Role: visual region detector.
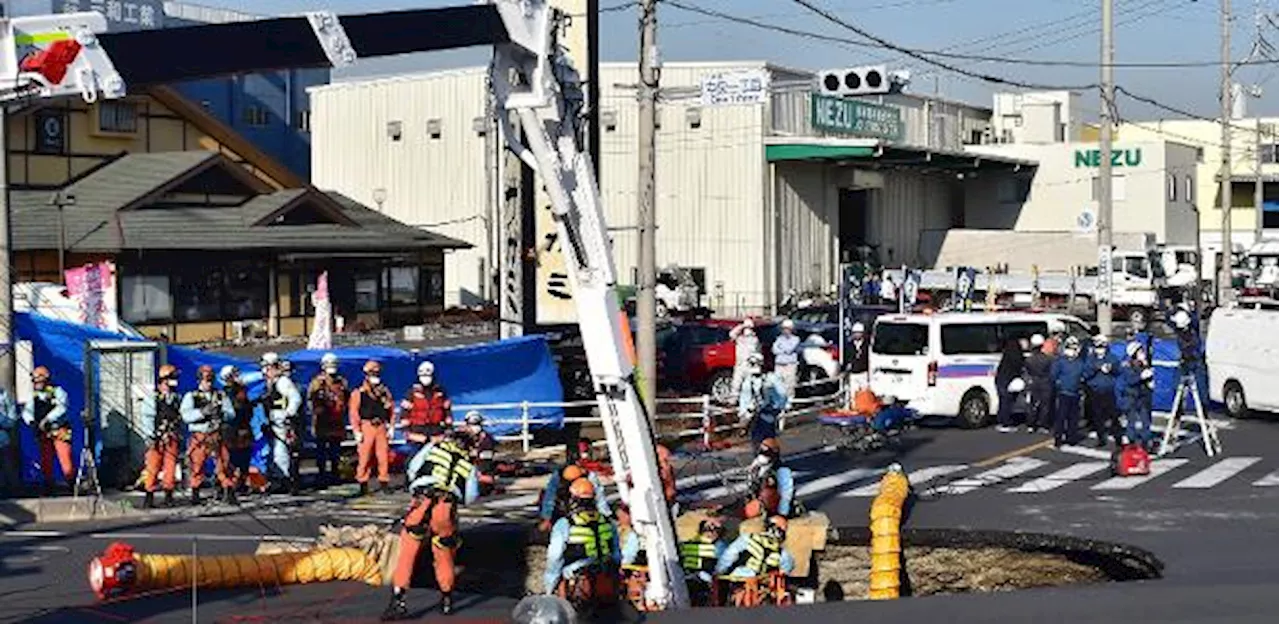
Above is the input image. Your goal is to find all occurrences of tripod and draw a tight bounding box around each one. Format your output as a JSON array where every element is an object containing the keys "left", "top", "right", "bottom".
[
  {"left": 72, "top": 421, "right": 104, "bottom": 518},
  {"left": 1158, "top": 373, "right": 1222, "bottom": 457}
]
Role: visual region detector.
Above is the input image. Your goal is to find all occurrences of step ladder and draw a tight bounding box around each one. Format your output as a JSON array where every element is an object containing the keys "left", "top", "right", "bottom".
[{"left": 1159, "top": 374, "right": 1222, "bottom": 457}]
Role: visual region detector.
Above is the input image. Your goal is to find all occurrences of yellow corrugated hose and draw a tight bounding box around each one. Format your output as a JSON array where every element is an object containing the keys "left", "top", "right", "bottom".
[
  {"left": 868, "top": 465, "right": 909, "bottom": 600},
  {"left": 131, "top": 548, "right": 383, "bottom": 591}
]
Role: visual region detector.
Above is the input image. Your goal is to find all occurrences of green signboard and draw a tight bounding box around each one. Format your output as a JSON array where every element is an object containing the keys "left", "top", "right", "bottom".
[
  {"left": 810, "top": 93, "right": 904, "bottom": 142},
  {"left": 1073, "top": 148, "right": 1143, "bottom": 168}
]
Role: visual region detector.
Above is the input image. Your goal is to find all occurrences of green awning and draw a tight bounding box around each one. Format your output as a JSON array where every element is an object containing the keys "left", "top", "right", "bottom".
[{"left": 765, "top": 144, "right": 876, "bottom": 162}]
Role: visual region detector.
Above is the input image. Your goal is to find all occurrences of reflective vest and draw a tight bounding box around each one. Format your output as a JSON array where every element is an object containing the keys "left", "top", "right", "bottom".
[
  {"left": 404, "top": 384, "right": 449, "bottom": 427},
  {"left": 564, "top": 512, "right": 615, "bottom": 564},
  {"left": 33, "top": 387, "right": 62, "bottom": 425},
  {"left": 154, "top": 391, "right": 182, "bottom": 437},
  {"left": 419, "top": 440, "right": 473, "bottom": 498},
  {"left": 358, "top": 385, "right": 392, "bottom": 422},
  {"left": 191, "top": 390, "right": 225, "bottom": 424},
  {"left": 737, "top": 534, "right": 782, "bottom": 575},
  {"left": 680, "top": 539, "right": 719, "bottom": 574}
]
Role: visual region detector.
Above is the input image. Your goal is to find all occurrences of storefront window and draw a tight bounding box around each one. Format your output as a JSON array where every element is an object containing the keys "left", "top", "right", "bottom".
[
  {"left": 291, "top": 270, "right": 317, "bottom": 317},
  {"left": 423, "top": 265, "right": 445, "bottom": 305},
  {"left": 171, "top": 269, "right": 224, "bottom": 322},
  {"left": 384, "top": 266, "right": 419, "bottom": 306},
  {"left": 355, "top": 270, "right": 380, "bottom": 312},
  {"left": 224, "top": 266, "right": 268, "bottom": 319},
  {"left": 121, "top": 274, "right": 171, "bottom": 323}
]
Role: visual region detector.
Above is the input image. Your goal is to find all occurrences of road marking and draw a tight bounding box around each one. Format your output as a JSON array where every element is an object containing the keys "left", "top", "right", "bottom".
[
  {"left": 794, "top": 467, "right": 884, "bottom": 499},
  {"left": 692, "top": 470, "right": 814, "bottom": 502},
  {"left": 1008, "top": 461, "right": 1111, "bottom": 493},
  {"left": 1091, "top": 459, "right": 1188, "bottom": 490},
  {"left": 973, "top": 439, "right": 1053, "bottom": 468},
  {"left": 841, "top": 464, "right": 969, "bottom": 497},
  {"left": 1055, "top": 445, "right": 1114, "bottom": 460},
  {"left": 1172, "top": 457, "right": 1262, "bottom": 489},
  {"left": 936, "top": 457, "right": 1048, "bottom": 495},
  {"left": 0, "top": 530, "right": 64, "bottom": 538},
  {"left": 1251, "top": 471, "right": 1278, "bottom": 487},
  {"left": 90, "top": 532, "right": 316, "bottom": 542}
]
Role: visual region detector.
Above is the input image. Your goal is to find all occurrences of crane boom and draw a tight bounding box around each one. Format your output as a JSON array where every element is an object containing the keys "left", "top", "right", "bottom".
[{"left": 0, "top": 0, "right": 688, "bottom": 610}]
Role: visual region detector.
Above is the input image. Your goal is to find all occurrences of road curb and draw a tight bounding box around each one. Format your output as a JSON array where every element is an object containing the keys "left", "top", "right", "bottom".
[{"left": 0, "top": 496, "right": 142, "bottom": 526}]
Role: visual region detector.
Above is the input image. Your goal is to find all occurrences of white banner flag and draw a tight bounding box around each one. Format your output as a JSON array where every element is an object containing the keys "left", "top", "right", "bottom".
[{"left": 307, "top": 271, "right": 332, "bottom": 350}]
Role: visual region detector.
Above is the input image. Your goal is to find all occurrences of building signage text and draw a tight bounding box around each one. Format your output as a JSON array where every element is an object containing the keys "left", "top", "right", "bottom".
[
  {"left": 810, "top": 93, "right": 904, "bottom": 142},
  {"left": 700, "top": 70, "right": 770, "bottom": 107},
  {"left": 1074, "top": 148, "right": 1143, "bottom": 168},
  {"left": 61, "top": 0, "right": 163, "bottom": 31}
]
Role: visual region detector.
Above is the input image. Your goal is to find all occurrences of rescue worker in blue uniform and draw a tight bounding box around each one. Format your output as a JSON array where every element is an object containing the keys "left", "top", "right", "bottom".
[
  {"left": 1050, "top": 336, "right": 1087, "bottom": 448},
  {"left": 543, "top": 478, "right": 621, "bottom": 607},
  {"left": 715, "top": 514, "right": 795, "bottom": 580},
  {"left": 537, "top": 460, "right": 610, "bottom": 533},
  {"left": 1119, "top": 342, "right": 1157, "bottom": 450},
  {"left": 680, "top": 517, "right": 728, "bottom": 606},
  {"left": 1083, "top": 335, "right": 1122, "bottom": 449},
  {"left": 738, "top": 353, "right": 788, "bottom": 449}
]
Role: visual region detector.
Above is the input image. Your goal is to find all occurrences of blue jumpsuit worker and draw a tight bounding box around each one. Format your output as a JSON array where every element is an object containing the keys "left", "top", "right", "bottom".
[
  {"left": 544, "top": 478, "right": 622, "bottom": 603},
  {"left": 0, "top": 386, "right": 20, "bottom": 496},
  {"left": 738, "top": 353, "right": 788, "bottom": 450},
  {"left": 22, "top": 366, "right": 73, "bottom": 495},
  {"left": 537, "top": 462, "right": 610, "bottom": 532},
  {"left": 1118, "top": 342, "right": 1156, "bottom": 448},
  {"left": 1023, "top": 334, "right": 1055, "bottom": 433},
  {"left": 259, "top": 352, "right": 302, "bottom": 494},
  {"left": 382, "top": 429, "right": 480, "bottom": 620},
  {"left": 744, "top": 438, "right": 795, "bottom": 520},
  {"left": 680, "top": 517, "right": 728, "bottom": 606},
  {"left": 715, "top": 514, "right": 795, "bottom": 580},
  {"left": 1083, "top": 335, "right": 1123, "bottom": 448},
  {"left": 1050, "top": 337, "right": 1087, "bottom": 448}
]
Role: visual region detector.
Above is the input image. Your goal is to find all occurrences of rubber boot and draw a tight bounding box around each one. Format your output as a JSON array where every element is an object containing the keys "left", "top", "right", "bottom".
[
  {"left": 359, "top": 482, "right": 369, "bottom": 497},
  {"left": 439, "top": 592, "right": 454, "bottom": 616},
  {"left": 143, "top": 491, "right": 155, "bottom": 509},
  {"left": 190, "top": 487, "right": 202, "bottom": 506},
  {"left": 288, "top": 478, "right": 300, "bottom": 497},
  {"left": 224, "top": 486, "right": 239, "bottom": 506},
  {"left": 380, "top": 590, "right": 409, "bottom": 621},
  {"left": 163, "top": 490, "right": 175, "bottom": 507}
]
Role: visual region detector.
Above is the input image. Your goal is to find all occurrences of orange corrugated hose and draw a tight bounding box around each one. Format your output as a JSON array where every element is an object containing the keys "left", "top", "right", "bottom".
[{"left": 868, "top": 465, "right": 909, "bottom": 600}]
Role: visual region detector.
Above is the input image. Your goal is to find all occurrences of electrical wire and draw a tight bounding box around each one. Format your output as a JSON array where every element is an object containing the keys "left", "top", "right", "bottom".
[{"left": 1116, "top": 85, "right": 1276, "bottom": 135}]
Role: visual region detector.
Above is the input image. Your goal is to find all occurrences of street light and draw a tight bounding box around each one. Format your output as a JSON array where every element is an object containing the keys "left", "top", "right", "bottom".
[{"left": 48, "top": 190, "right": 76, "bottom": 281}]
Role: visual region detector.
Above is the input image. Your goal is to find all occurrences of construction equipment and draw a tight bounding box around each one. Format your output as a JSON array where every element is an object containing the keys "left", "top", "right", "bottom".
[{"left": 0, "top": 0, "right": 685, "bottom": 610}]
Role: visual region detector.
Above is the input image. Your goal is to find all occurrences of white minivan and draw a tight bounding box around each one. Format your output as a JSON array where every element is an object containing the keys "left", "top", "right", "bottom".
[
  {"left": 1208, "top": 301, "right": 1279, "bottom": 418},
  {"left": 869, "top": 311, "right": 1092, "bottom": 428}
]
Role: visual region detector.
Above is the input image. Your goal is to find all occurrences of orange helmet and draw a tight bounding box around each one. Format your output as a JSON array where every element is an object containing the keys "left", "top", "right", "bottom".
[
  {"left": 568, "top": 477, "right": 595, "bottom": 499},
  {"left": 656, "top": 445, "right": 672, "bottom": 462},
  {"left": 759, "top": 438, "right": 781, "bottom": 456},
  {"left": 158, "top": 364, "right": 178, "bottom": 380},
  {"left": 561, "top": 464, "right": 585, "bottom": 483},
  {"left": 31, "top": 366, "right": 50, "bottom": 381},
  {"left": 362, "top": 360, "right": 382, "bottom": 375}
]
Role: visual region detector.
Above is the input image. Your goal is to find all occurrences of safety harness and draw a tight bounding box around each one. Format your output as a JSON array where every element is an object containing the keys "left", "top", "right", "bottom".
[
  {"left": 565, "top": 511, "right": 615, "bottom": 565},
  {"left": 405, "top": 440, "right": 473, "bottom": 548},
  {"left": 153, "top": 391, "right": 182, "bottom": 441}
]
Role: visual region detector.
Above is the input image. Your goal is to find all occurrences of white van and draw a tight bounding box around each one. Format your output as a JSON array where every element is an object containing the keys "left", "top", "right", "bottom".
[
  {"left": 1208, "top": 302, "right": 1279, "bottom": 418},
  {"left": 869, "top": 311, "right": 1091, "bottom": 428}
]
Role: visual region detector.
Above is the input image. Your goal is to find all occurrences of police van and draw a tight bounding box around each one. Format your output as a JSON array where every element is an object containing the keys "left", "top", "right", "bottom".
[{"left": 869, "top": 311, "right": 1092, "bottom": 428}]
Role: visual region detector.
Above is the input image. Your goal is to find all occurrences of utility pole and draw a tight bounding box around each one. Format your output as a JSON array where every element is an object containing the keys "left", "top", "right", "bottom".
[
  {"left": 0, "top": 106, "right": 12, "bottom": 395},
  {"left": 1218, "top": 0, "right": 1234, "bottom": 305},
  {"left": 1255, "top": 118, "right": 1264, "bottom": 245},
  {"left": 1097, "top": 0, "right": 1115, "bottom": 335},
  {"left": 636, "top": 0, "right": 659, "bottom": 419}
]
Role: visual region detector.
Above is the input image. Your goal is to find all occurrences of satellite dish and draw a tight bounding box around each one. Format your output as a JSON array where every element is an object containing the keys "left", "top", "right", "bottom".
[{"left": 511, "top": 595, "right": 577, "bottom": 624}]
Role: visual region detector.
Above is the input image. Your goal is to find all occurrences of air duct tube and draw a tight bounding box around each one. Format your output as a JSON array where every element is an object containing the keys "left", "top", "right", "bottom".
[
  {"left": 868, "top": 464, "right": 909, "bottom": 600},
  {"left": 89, "top": 541, "right": 383, "bottom": 600}
]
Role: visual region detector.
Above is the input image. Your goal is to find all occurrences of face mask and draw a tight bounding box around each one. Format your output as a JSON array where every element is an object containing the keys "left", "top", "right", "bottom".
[
  {"left": 419, "top": 375, "right": 432, "bottom": 386},
  {"left": 1094, "top": 347, "right": 1106, "bottom": 356},
  {"left": 1064, "top": 349, "right": 1080, "bottom": 359},
  {"left": 368, "top": 376, "right": 381, "bottom": 386},
  {"left": 167, "top": 379, "right": 179, "bottom": 388},
  {"left": 325, "top": 366, "right": 338, "bottom": 375}
]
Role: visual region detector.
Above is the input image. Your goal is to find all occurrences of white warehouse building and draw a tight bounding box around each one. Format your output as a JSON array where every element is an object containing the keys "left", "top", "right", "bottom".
[{"left": 309, "top": 62, "right": 1198, "bottom": 318}]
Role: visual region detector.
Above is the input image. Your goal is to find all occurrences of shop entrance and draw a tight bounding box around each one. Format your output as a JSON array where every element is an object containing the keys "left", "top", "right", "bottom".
[{"left": 839, "top": 188, "right": 872, "bottom": 265}]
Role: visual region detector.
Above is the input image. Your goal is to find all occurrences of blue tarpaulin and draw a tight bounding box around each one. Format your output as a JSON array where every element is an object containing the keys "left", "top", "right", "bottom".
[{"left": 1108, "top": 337, "right": 1213, "bottom": 414}]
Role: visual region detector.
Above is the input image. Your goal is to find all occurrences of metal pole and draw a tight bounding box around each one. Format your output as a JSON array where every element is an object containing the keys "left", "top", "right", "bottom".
[
  {"left": 1097, "top": 0, "right": 1115, "bottom": 335},
  {"left": 0, "top": 106, "right": 12, "bottom": 395},
  {"left": 57, "top": 203, "right": 65, "bottom": 281},
  {"left": 1218, "top": 0, "right": 1234, "bottom": 305},
  {"left": 636, "top": 0, "right": 659, "bottom": 419},
  {"left": 1256, "top": 117, "right": 1265, "bottom": 244}
]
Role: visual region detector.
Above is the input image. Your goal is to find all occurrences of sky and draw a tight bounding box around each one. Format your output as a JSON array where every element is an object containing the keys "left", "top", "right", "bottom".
[{"left": 204, "top": 0, "right": 1277, "bottom": 120}]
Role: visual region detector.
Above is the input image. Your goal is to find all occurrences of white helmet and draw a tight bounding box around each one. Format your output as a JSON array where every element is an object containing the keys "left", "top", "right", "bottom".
[
  {"left": 1065, "top": 336, "right": 1081, "bottom": 349},
  {"left": 1125, "top": 342, "right": 1144, "bottom": 359},
  {"left": 1092, "top": 334, "right": 1109, "bottom": 347},
  {"left": 1048, "top": 320, "right": 1066, "bottom": 335},
  {"left": 417, "top": 361, "right": 435, "bottom": 377},
  {"left": 1030, "top": 334, "right": 1045, "bottom": 348},
  {"left": 805, "top": 334, "right": 828, "bottom": 347},
  {"left": 1007, "top": 378, "right": 1026, "bottom": 393},
  {"left": 881, "top": 395, "right": 899, "bottom": 405},
  {"left": 260, "top": 352, "right": 280, "bottom": 367},
  {"left": 320, "top": 352, "right": 339, "bottom": 367},
  {"left": 218, "top": 365, "right": 239, "bottom": 382},
  {"left": 464, "top": 410, "right": 484, "bottom": 426},
  {"left": 1171, "top": 309, "right": 1191, "bottom": 330},
  {"left": 781, "top": 319, "right": 795, "bottom": 330},
  {"left": 851, "top": 322, "right": 866, "bottom": 334}
]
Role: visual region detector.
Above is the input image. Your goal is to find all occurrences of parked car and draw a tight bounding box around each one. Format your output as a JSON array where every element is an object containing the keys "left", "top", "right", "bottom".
[
  {"left": 1208, "top": 301, "right": 1279, "bottom": 419},
  {"left": 785, "top": 303, "right": 896, "bottom": 328}
]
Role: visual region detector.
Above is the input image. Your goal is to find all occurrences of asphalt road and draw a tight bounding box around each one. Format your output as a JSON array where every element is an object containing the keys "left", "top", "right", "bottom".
[{"left": 1, "top": 412, "right": 1275, "bottom": 623}]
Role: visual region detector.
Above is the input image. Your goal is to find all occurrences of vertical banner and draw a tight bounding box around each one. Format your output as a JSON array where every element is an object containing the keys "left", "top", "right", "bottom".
[
  {"left": 63, "top": 261, "right": 119, "bottom": 332},
  {"left": 953, "top": 266, "right": 976, "bottom": 312},
  {"left": 1097, "top": 245, "right": 1114, "bottom": 304},
  {"left": 307, "top": 271, "right": 332, "bottom": 350},
  {"left": 899, "top": 267, "right": 919, "bottom": 313},
  {"left": 838, "top": 264, "right": 864, "bottom": 366}
]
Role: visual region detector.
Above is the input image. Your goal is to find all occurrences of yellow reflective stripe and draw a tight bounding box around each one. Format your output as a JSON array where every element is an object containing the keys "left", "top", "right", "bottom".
[
  {"left": 426, "top": 442, "right": 473, "bottom": 493},
  {"left": 745, "top": 535, "right": 780, "bottom": 573},
  {"left": 680, "top": 541, "right": 718, "bottom": 570},
  {"left": 567, "top": 519, "right": 614, "bottom": 560},
  {"left": 15, "top": 32, "right": 71, "bottom": 46}
]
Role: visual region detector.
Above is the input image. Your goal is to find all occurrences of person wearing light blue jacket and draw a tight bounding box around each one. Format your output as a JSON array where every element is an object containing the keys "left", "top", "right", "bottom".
[
  {"left": 0, "top": 387, "right": 19, "bottom": 495},
  {"left": 771, "top": 320, "right": 802, "bottom": 403},
  {"left": 181, "top": 365, "right": 236, "bottom": 505},
  {"left": 715, "top": 515, "right": 795, "bottom": 580},
  {"left": 738, "top": 353, "right": 789, "bottom": 449},
  {"left": 258, "top": 353, "right": 302, "bottom": 494},
  {"left": 543, "top": 477, "right": 621, "bottom": 599},
  {"left": 537, "top": 460, "right": 610, "bottom": 532},
  {"left": 23, "top": 367, "right": 73, "bottom": 494}
]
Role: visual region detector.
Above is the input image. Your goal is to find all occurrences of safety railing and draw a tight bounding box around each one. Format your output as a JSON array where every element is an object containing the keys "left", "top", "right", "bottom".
[{"left": 438, "top": 375, "right": 849, "bottom": 453}]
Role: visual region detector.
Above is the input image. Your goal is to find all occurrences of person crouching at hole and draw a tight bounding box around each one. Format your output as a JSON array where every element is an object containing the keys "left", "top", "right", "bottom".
[
  {"left": 350, "top": 360, "right": 395, "bottom": 497},
  {"left": 680, "top": 517, "right": 728, "bottom": 606},
  {"left": 382, "top": 428, "right": 479, "bottom": 620},
  {"left": 543, "top": 478, "right": 621, "bottom": 609},
  {"left": 742, "top": 438, "right": 796, "bottom": 520}
]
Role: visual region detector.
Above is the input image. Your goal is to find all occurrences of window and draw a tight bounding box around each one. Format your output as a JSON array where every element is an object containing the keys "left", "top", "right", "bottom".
[
  {"left": 1066, "top": 321, "right": 1092, "bottom": 344},
  {"left": 426, "top": 119, "right": 442, "bottom": 140},
  {"left": 171, "top": 269, "right": 224, "bottom": 322},
  {"left": 296, "top": 110, "right": 311, "bottom": 132},
  {"left": 941, "top": 323, "right": 1001, "bottom": 355},
  {"left": 387, "top": 121, "right": 403, "bottom": 142},
  {"left": 223, "top": 266, "right": 268, "bottom": 319},
  {"left": 1185, "top": 176, "right": 1195, "bottom": 203},
  {"left": 871, "top": 322, "right": 929, "bottom": 356},
  {"left": 423, "top": 265, "right": 445, "bottom": 305},
  {"left": 1121, "top": 256, "right": 1150, "bottom": 278},
  {"left": 1260, "top": 143, "right": 1279, "bottom": 165},
  {"left": 355, "top": 270, "right": 380, "bottom": 312},
  {"left": 1091, "top": 175, "right": 1127, "bottom": 201},
  {"left": 968, "top": 129, "right": 984, "bottom": 145},
  {"left": 689, "top": 326, "right": 729, "bottom": 346},
  {"left": 383, "top": 266, "right": 419, "bottom": 306},
  {"left": 1167, "top": 173, "right": 1177, "bottom": 202},
  {"left": 241, "top": 105, "right": 270, "bottom": 127},
  {"left": 97, "top": 101, "right": 138, "bottom": 134},
  {"left": 121, "top": 274, "right": 171, "bottom": 323},
  {"left": 290, "top": 269, "right": 317, "bottom": 317},
  {"left": 999, "top": 321, "right": 1048, "bottom": 343}
]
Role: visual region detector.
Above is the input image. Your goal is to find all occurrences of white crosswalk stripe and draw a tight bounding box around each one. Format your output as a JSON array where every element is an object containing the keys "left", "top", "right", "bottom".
[
  {"left": 1092, "top": 459, "right": 1188, "bottom": 490},
  {"left": 1008, "top": 461, "right": 1111, "bottom": 493},
  {"left": 1172, "top": 457, "right": 1262, "bottom": 489},
  {"left": 933, "top": 458, "right": 1049, "bottom": 496},
  {"left": 1252, "top": 471, "right": 1278, "bottom": 487},
  {"left": 840, "top": 464, "right": 969, "bottom": 497},
  {"left": 794, "top": 467, "right": 884, "bottom": 499}
]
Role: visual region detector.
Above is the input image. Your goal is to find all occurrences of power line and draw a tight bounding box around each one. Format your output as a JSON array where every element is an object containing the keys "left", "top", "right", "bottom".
[{"left": 1115, "top": 85, "right": 1274, "bottom": 135}]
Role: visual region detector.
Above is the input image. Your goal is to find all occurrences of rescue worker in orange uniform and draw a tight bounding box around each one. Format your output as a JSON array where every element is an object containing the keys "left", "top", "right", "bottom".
[
  {"left": 743, "top": 438, "right": 796, "bottom": 520},
  {"left": 308, "top": 353, "right": 349, "bottom": 486},
  {"left": 537, "top": 461, "right": 611, "bottom": 532},
  {"left": 140, "top": 364, "right": 182, "bottom": 507},
  {"left": 381, "top": 428, "right": 480, "bottom": 620},
  {"left": 399, "top": 361, "right": 451, "bottom": 458},
  {"left": 349, "top": 360, "right": 395, "bottom": 496},
  {"left": 544, "top": 478, "right": 621, "bottom": 607},
  {"left": 218, "top": 365, "right": 255, "bottom": 497},
  {"left": 22, "top": 366, "right": 73, "bottom": 496},
  {"left": 181, "top": 365, "right": 235, "bottom": 506}
]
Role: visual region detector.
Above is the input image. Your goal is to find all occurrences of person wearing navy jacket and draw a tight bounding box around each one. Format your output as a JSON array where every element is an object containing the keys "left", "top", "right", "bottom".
[
  {"left": 1050, "top": 336, "right": 1087, "bottom": 448},
  {"left": 1083, "top": 335, "right": 1122, "bottom": 449},
  {"left": 1118, "top": 342, "right": 1156, "bottom": 450}
]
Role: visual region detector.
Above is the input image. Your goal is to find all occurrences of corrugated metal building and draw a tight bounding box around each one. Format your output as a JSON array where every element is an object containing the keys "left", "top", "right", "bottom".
[{"left": 310, "top": 62, "right": 1030, "bottom": 314}]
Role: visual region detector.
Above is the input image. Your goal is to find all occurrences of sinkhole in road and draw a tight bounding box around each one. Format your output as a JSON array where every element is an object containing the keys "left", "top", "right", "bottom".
[{"left": 408, "top": 525, "right": 1164, "bottom": 604}]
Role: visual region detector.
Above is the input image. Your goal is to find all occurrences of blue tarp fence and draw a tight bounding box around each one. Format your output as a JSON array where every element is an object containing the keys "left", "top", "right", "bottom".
[
  {"left": 1107, "top": 337, "right": 1213, "bottom": 413},
  {"left": 12, "top": 311, "right": 564, "bottom": 484}
]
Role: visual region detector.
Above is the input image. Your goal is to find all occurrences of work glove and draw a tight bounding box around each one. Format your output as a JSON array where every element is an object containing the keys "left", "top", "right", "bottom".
[
  {"left": 354, "top": 431, "right": 364, "bottom": 444},
  {"left": 399, "top": 399, "right": 413, "bottom": 411},
  {"left": 1101, "top": 363, "right": 1112, "bottom": 374}
]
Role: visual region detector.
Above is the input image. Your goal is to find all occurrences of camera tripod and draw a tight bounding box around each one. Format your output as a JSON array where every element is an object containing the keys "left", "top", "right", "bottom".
[
  {"left": 71, "top": 422, "right": 104, "bottom": 518},
  {"left": 1158, "top": 373, "right": 1222, "bottom": 457}
]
